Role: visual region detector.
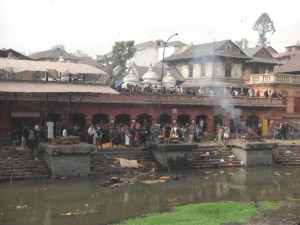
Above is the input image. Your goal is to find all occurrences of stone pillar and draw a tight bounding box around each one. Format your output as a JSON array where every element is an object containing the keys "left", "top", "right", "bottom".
[
  {"left": 207, "top": 116, "right": 213, "bottom": 134},
  {"left": 286, "top": 96, "right": 294, "bottom": 113},
  {"left": 86, "top": 115, "right": 93, "bottom": 126}
]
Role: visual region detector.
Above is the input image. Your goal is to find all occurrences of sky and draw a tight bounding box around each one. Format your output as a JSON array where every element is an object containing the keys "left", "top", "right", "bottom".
[{"left": 1, "top": 0, "right": 300, "bottom": 58}]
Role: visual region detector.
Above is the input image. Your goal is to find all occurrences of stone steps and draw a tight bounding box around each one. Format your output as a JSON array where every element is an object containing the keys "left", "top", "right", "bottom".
[
  {"left": 273, "top": 145, "right": 300, "bottom": 165},
  {"left": 90, "top": 147, "right": 157, "bottom": 174},
  {"left": 191, "top": 145, "right": 243, "bottom": 169},
  {"left": 0, "top": 151, "right": 50, "bottom": 181}
]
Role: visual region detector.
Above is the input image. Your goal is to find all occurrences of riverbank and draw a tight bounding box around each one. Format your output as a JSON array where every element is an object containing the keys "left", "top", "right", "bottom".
[
  {"left": 115, "top": 201, "right": 300, "bottom": 225},
  {"left": 1, "top": 138, "right": 300, "bottom": 181}
]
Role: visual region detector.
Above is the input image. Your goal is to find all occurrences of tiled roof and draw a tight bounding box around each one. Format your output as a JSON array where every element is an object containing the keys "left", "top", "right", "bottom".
[
  {"left": 273, "top": 51, "right": 300, "bottom": 59},
  {"left": 243, "top": 46, "right": 262, "bottom": 57},
  {"left": 0, "top": 58, "right": 107, "bottom": 75},
  {"left": 0, "top": 48, "right": 32, "bottom": 60},
  {"left": 29, "top": 48, "right": 80, "bottom": 62},
  {"left": 0, "top": 80, "right": 118, "bottom": 94},
  {"left": 275, "top": 53, "right": 300, "bottom": 74},
  {"left": 164, "top": 40, "right": 250, "bottom": 61},
  {"left": 134, "top": 40, "right": 157, "bottom": 49},
  {"left": 245, "top": 57, "right": 280, "bottom": 64}
]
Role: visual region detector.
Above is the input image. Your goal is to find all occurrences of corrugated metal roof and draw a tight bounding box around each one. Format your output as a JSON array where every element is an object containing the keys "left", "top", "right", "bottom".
[
  {"left": 0, "top": 80, "right": 119, "bottom": 94},
  {"left": 0, "top": 58, "right": 107, "bottom": 74}
]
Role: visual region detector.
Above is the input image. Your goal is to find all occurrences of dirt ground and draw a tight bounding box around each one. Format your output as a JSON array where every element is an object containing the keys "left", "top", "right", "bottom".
[{"left": 247, "top": 201, "right": 300, "bottom": 225}]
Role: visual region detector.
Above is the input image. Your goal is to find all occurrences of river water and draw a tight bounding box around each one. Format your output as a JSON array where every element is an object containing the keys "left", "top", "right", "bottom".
[{"left": 0, "top": 166, "right": 299, "bottom": 225}]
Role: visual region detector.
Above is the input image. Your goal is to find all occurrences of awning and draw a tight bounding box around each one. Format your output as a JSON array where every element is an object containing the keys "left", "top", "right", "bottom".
[
  {"left": 0, "top": 58, "right": 107, "bottom": 75},
  {"left": 0, "top": 80, "right": 119, "bottom": 94}
]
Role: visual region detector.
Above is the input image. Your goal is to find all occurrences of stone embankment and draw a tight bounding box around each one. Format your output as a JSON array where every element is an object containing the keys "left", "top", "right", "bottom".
[{"left": 1, "top": 140, "right": 300, "bottom": 181}]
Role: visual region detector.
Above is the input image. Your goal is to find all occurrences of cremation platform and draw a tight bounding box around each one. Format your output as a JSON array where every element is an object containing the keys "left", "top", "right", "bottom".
[{"left": 41, "top": 142, "right": 96, "bottom": 178}]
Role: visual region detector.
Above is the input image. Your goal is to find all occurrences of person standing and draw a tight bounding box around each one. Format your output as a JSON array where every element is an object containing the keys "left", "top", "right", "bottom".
[
  {"left": 21, "top": 125, "right": 29, "bottom": 149},
  {"left": 28, "top": 127, "right": 36, "bottom": 153},
  {"left": 11, "top": 128, "right": 19, "bottom": 154},
  {"left": 87, "top": 125, "right": 96, "bottom": 144},
  {"left": 96, "top": 125, "right": 103, "bottom": 149},
  {"left": 47, "top": 120, "right": 54, "bottom": 142},
  {"left": 188, "top": 124, "right": 195, "bottom": 143},
  {"left": 217, "top": 127, "right": 223, "bottom": 144}
]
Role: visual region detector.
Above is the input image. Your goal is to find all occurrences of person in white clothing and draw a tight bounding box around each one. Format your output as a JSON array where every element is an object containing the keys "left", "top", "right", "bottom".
[{"left": 47, "top": 120, "right": 54, "bottom": 141}]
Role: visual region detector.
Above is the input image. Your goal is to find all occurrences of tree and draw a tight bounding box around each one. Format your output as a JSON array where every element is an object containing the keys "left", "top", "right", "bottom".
[
  {"left": 104, "top": 41, "right": 135, "bottom": 86},
  {"left": 252, "top": 13, "right": 276, "bottom": 46}
]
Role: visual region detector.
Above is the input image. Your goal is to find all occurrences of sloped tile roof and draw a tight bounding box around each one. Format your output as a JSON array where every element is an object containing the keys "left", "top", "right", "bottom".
[
  {"left": 0, "top": 80, "right": 118, "bottom": 94},
  {"left": 245, "top": 57, "right": 280, "bottom": 64},
  {"left": 275, "top": 53, "right": 300, "bottom": 74},
  {"left": 29, "top": 48, "right": 80, "bottom": 62},
  {"left": 165, "top": 40, "right": 250, "bottom": 61},
  {"left": 243, "top": 46, "right": 262, "bottom": 57},
  {"left": 0, "top": 48, "right": 32, "bottom": 60},
  {"left": 0, "top": 58, "right": 107, "bottom": 75}
]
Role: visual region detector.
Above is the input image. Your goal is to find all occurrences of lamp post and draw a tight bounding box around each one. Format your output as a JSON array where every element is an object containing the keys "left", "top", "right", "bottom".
[{"left": 158, "top": 33, "right": 178, "bottom": 124}]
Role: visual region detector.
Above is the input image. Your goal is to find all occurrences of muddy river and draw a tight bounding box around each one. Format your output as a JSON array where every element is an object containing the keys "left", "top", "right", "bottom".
[{"left": 0, "top": 166, "right": 299, "bottom": 225}]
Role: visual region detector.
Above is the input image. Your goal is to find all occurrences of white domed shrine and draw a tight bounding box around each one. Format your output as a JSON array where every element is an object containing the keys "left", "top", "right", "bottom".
[{"left": 162, "top": 71, "right": 176, "bottom": 87}]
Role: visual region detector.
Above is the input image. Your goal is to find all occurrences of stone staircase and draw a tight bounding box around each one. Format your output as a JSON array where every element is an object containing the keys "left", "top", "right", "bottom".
[
  {"left": 273, "top": 144, "right": 300, "bottom": 165},
  {"left": 90, "top": 146, "right": 157, "bottom": 174},
  {"left": 0, "top": 148, "right": 50, "bottom": 181},
  {"left": 191, "top": 144, "right": 243, "bottom": 169}
]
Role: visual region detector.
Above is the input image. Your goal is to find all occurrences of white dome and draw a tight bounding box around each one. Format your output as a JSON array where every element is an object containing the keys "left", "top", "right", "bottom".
[
  {"left": 162, "top": 71, "right": 176, "bottom": 87},
  {"left": 142, "top": 64, "right": 159, "bottom": 83},
  {"left": 123, "top": 68, "right": 139, "bottom": 85}
]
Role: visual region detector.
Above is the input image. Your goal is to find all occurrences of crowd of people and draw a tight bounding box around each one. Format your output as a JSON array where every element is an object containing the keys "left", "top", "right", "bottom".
[
  {"left": 273, "top": 122, "right": 299, "bottom": 140},
  {"left": 114, "top": 83, "right": 282, "bottom": 99},
  {"left": 12, "top": 118, "right": 299, "bottom": 154}
]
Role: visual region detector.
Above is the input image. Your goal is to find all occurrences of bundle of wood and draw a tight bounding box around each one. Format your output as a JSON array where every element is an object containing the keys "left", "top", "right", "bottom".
[{"left": 51, "top": 136, "right": 80, "bottom": 145}]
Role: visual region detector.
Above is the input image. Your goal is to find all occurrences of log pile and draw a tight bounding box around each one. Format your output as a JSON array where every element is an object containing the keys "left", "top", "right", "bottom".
[{"left": 51, "top": 136, "right": 80, "bottom": 145}]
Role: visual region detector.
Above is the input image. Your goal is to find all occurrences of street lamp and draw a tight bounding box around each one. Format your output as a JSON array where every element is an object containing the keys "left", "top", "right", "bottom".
[{"left": 158, "top": 33, "right": 178, "bottom": 124}]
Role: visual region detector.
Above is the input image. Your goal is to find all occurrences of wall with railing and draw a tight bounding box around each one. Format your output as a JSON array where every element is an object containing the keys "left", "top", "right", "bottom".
[{"left": 250, "top": 73, "right": 300, "bottom": 84}]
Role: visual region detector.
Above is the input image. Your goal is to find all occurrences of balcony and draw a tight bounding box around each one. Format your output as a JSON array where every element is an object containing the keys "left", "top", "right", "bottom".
[
  {"left": 0, "top": 90, "right": 284, "bottom": 108},
  {"left": 249, "top": 73, "right": 300, "bottom": 84}
]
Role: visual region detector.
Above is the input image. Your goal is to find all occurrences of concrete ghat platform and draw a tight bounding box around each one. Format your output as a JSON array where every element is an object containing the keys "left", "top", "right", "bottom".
[
  {"left": 149, "top": 142, "right": 198, "bottom": 169},
  {"left": 228, "top": 140, "right": 278, "bottom": 166},
  {"left": 41, "top": 143, "right": 96, "bottom": 178}
]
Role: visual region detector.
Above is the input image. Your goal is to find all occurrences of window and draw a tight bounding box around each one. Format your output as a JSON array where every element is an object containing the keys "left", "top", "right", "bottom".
[
  {"left": 188, "top": 64, "right": 193, "bottom": 78},
  {"left": 201, "top": 63, "right": 206, "bottom": 77},
  {"left": 225, "top": 63, "right": 231, "bottom": 77},
  {"left": 226, "top": 44, "right": 231, "bottom": 52}
]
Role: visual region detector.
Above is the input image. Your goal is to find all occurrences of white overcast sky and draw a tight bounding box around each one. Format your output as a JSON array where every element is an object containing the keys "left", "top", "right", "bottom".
[{"left": 1, "top": 0, "right": 300, "bottom": 57}]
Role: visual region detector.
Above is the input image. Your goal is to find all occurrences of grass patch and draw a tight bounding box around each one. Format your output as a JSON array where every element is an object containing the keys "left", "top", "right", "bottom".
[{"left": 117, "top": 201, "right": 283, "bottom": 225}]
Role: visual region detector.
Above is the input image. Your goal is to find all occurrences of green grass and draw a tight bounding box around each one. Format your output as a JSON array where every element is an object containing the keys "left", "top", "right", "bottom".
[{"left": 116, "top": 201, "right": 283, "bottom": 225}]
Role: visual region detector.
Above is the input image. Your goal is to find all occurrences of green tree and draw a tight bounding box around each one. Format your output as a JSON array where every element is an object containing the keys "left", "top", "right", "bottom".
[
  {"left": 104, "top": 41, "right": 135, "bottom": 86},
  {"left": 252, "top": 12, "right": 276, "bottom": 45}
]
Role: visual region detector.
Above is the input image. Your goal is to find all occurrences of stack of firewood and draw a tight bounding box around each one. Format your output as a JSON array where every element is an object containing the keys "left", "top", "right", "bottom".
[{"left": 51, "top": 136, "right": 80, "bottom": 145}]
